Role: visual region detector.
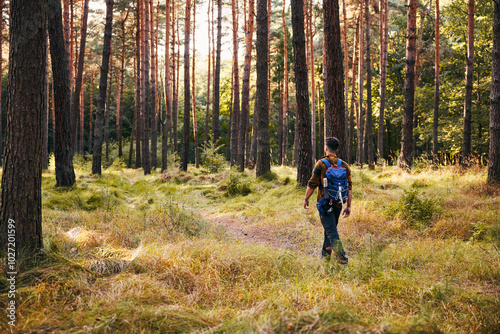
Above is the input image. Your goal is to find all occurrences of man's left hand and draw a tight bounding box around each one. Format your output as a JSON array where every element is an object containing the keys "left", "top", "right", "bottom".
[
  {"left": 342, "top": 206, "right": 351, "bottom": 218},
  {"left": 303, "top": 199, "right": 309, "bottom": 209}
]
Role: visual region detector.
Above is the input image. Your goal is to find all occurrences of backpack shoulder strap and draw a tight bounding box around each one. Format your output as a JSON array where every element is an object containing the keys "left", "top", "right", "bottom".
[
  {"left": 321, "top": 158, "right": 331, "bottom": 169},
  {"left": 337, "top": 158, "right": 342, "bottom": 168}
]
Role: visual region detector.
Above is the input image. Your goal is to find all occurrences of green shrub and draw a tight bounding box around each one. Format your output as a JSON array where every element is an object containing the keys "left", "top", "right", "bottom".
[
  {"left": 226, "top": 173, "right": 252, "bottom": 197},
  {"left": 385, "top": 189, "right": 438, "bottom": 227},
  {"left": 201, "top": 141, "right": 226, "bottom": 174},
  {"left": 258, "top": 170, "right": 279, "bottom": 182},
  {"left": 151, "top": 201, "right": 209, "bottom": 237}
]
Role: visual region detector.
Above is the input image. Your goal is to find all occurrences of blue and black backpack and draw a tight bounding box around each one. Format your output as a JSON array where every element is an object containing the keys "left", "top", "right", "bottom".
[{"left": 316, "top": 158, "right": 349, "bottom": 215}]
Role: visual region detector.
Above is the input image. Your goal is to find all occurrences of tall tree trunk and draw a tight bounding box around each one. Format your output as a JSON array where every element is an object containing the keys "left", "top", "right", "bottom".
[
  {"left": 433, "top": 0, "right": 439, "bottom": 163},
  {"left": 309, "top": 0, "right": 316, "bottom": 164},
  {"left": 357, "top": 0, "right": 364, "bottom": 167},
  {"left": 48, "top": 0, "right": 76, "bottom": 187},
  {"left": 413, "top": 3, "right": 427, "bottom": 159},
  {"left": 238, "top": 0, "right": 255, "bottom": 171},
  {"left": 0, "top": 0, "right": 3, "bottom": 168},
  {"left": 212, "top": 0, "right": 222, "bottom": 144},
  {"left": 230, "top": 0, "right": 240, "bottom": 166},
  {"left": 89, "top": 73, "right": 93, "bottom": 153},
  {"left": 462, "top": 0, "right": 475, "bottom": 162},
  {"left": 399, "top": 0, "right": 417, "bottom": 170},
  {"left": 172, "top": 1, "right": 178, "bottom": 155},
  {"left": 364, "top": 0, "right": 374, "bottom": 170},
  {"left": 79, "top": 74, "right": 84, "bottom": 154},
  {"left": 324, "top": 0, "right": 346, "bottom": 157},
  {"left": 43, "top": 39, "right": 50, "bottom": 170},
  {"left": 105, "top": 57, "right": 112, "bottom": 161},
  {"left": 141, "top": 0, "right": 152, "bottom": 174},
  {"left": 488, "top": 0, "right": 500, "bottom": 184},
  {"left": 181, "top": 0, "right": 192, "bottom": 171},
  {"left": 192, "top": 0, "right": 200, "bottom": 168},
  {"left": 282, "top": 3, "right": 289, "bottom": 166},
  {"left": 205, "top": 0, "right": 212, "bottom": 147},
  {"left": 349, "top": 16, "right": 360, "bottom": 164},
  {"left": 162, "top": 0, "right": 172, "bottom": 172},
  {"left": 378, "top": 0, "right": 388, "bottom": 161},
  {"left": 150, "top": 0, "right": 158, "bottom": 169},
  {"left": 254, "top": 0, "right": 270, "bottom": 177},
  {"left": 135, "top": 4, "right": 142, "bottom": 168},
  {"left": 63, "top": 0, "right": 70, "bottom": 92},
  {"left": 291, "top": 0, "right": 312, "bottom": 186},
  {"left": 71, "top": 0, "right": 89, "bottom": 154},
  {"left": 1, "top": 0, "right": 47, "bottom": 259},
  {"left": 92, "top": 0, "right": 114, "bottom": 175},
  {"left": 342, "top": 0, "right": 349, "bottom": 162},
  {"left": 118, "top": 10, "right": 129, "bottom": 158}
]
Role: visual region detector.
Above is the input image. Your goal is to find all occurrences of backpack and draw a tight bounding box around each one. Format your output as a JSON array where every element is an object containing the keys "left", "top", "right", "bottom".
[{"left": 316, "top": 158, "right": 349, "bottom": 215}]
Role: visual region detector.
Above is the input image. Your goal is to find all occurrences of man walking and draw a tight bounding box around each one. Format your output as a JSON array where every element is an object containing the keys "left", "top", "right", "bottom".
[{"left": 303, "top": 137, "right": 352, "bottom": 264}]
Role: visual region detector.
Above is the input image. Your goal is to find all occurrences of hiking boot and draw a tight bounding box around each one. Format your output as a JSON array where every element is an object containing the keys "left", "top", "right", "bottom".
[{"left": 338, "top": 257, "right": 348, "bottom": 265}]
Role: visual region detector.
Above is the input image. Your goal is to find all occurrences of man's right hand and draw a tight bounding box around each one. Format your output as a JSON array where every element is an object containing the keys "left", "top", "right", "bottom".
[{"left": 303, "top": 199, "right": 309, "bottom": 209}]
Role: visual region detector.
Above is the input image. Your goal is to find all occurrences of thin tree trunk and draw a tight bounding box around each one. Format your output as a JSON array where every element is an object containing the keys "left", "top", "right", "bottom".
[
  {"left": 488, "top": 0, "right": 500, "bottom": 184},
  {"left": 141, "top": 0, "right": 152, "bottom": 174},
  {"left": 105, "top": 56, "right": 112, "bottom": 161},
  {"left": 0, "top": 0, "right": 3, "bottom": 168},
  {"left": 291, "top": 0, "right": 312, "bottom": 186},
  {"left": 150, "top": 0, "right": 158, "bottom": 169},
  {"left": 342, "top": 0, "right": 348, "bottom": 162},
  {"left": 48, "top": 0, "right": 76, "bottom": 187},
  {"left": 43, "top": 38, "right": 50, "bottom": 170},
  {"left": 433, "top": 0, "right": 439, "bottom": 163},
  {"left": 357, "top": 1, "right": 364, "bottom": 166},
  {"left": 238, "top": 0, "right": 255, "bottom": 171},
  {"left": 172, "top": 1, "right": 178, "bottom": 154},
  {"left": 205, "top": 0, "right": 212, "bottom": 147},
  {"left": 181, "top": 0, "right": 192, "bottom": 171},
  {"left": 162, "top": 0, "right": 172, "bottom": 172},
  {"left": 1, "top": 0, "right": 47, "bottom": 258},
  {"left": 90, "top": 73, "right": 93, "bottom": 153},
  {"left": 283, "top": 3, "right": 289, "bottom": 166},
  {"left": 399, "top": 0, "right": 417, "bottom": 170},
  {"left": 462, "top": 0, "right": 475, "bottom": 162},
  {"left": 230, "top": 0, "right": 240, "bottom": 166},
  {"left": 118, "top": 10, "right": 129, "bottom": 158},
  {"left": 135, "top": 4, "right": 142, "bottom": 168},
  {"left": 364, "top": 0, "right": 374, "bottom": 170},
  {"left": 79, "top": 74, "right": 84, "bottom": 154},
  {"left": 309, "top": 0, "right": 316, "bottom": 164},
  {"left": 413, "top": 3, "right": 427, "bottom": 159},
  {"left": 324, "top": 0, "right": 346, "bottom": 157},
  {"left": 212, "top": 0, "right": 222, "bottom": 144},
  {"left": 378, "top": 0, "right": 388, "bottom": 161},
  {"left": 255, "top": 0, "right": 270, "bottom": 177},
  {"left": 92, "top": 0, "right": 114, "bottom": 175},
  {"left": 192, "top": 0, "right": 199, "bottom": 168},
  {"left": 350, "top": 16, "right": 360, "bottom": 164},
  {"left": 71, "top": 0, "right": 90, "bottom": 154}
]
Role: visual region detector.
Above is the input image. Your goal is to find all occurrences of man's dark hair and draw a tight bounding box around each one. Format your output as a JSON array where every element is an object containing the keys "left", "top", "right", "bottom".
[{"left": 326, "top": 137, "right": 339, "bottom": 152}]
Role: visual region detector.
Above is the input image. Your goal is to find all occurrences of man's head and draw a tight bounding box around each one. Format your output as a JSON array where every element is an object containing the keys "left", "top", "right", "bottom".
[{"left": 325, "top": 137, "right": 339, "bottom": 154}]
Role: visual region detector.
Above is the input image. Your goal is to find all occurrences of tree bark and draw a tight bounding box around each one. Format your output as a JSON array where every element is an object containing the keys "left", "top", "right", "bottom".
[
  {"left": 135, "top": 3, "right": 142, "bottom": 168},
  {"left": 118, "top": 10, "right": 129, "bottom": 158},
  {"left": 162, "top": 0, "right": 172, "bottom": 172},
  {"left": 48, "top": 0, "right": 76, "bottom": 187},
  {"left": 433, "top": 0, "right": 439, "bottom": 163},
  {"left": 364, "top": 0, "right": 374, "bottom": 170},
  {"left": 212, "top": 0, "right": 222, "bottom": 144},
  {"left": 342, "top": 0, "right": 349, "bottom": 163},
  {"left": 43, "top": 39, "right": 49, "bottom": 170},
  {"left": 378, "top": 0, "right": 389, "bottom": 161},
  {"left": 349, "top": 15, "right": 360, "bottom": 165},
  {"left": 0, "top": 0, "right": 47, "bottom": 259},
  {"left": 230, "top": 0, "right": 240, "bottom": 166},
  {"left": 309, "top": 0, "right": 316, "bottom": 165},
  {"left": 71, "top": 0, "right": 89, "bottom": 154},
  {"left": 90, "top": 73, "right": 93, "bottom": 153},
  {"left": 192, "top": 0, "right": 199, "bottom": 168},
  {"left": 399, "top": 0, "right": 417, "bottom": 170},
  {"left": 238, "top": 0, "right": 255, "bottom": 171},
  {"left": 205, "top": 0, "right": 212, "bottom": 147},
  {"left": 282, "top": 3, "right": 289, "bottom": 166},
  {"left": 255, "top": 0, "right": 270, "bottom": 177},
  {"left": 181, "top": 0, "right": 192, "bottom": 171},
  {"left": 291, "top": 0, "right": 312, "bottom": 186},
  {"left": 92, "top": 0, "right": 114, "bottom": 175},
  {"left": 150, "top": 0, "right": 158, "bottom": 169},
  {"left": 79, "top": 72, "right": 84, "bottom": 154},
  {"left": 462, "top": 0, "right": 475, "bottom": 162},
  {"left": 141, "top": 0, "right": 152, "bottom": 174},
  {"left": 105, "top": 56, "right": 112, "bottom": 161},
  {"left": 323, "top": 0, "right": 346, "bottom": 157},
  {"left": 357, "top": 0, "right": 364, "bottom": 167},
  {"left": 488, "top": 0, "right": 500, "bottom": 185},
  {"left": 0, "top": 0, "right": 3, "bottom": 168},
  {"left": 172, "top": 2, "right": 179, "bottom": 155}
]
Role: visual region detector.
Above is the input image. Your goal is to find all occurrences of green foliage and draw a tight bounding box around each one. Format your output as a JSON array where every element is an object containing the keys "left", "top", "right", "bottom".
[
  {"left": 150, "top": 201, "right": 209, "bottom": 237},
  {"left": 258, "top": 170, "right": 279, "bottom": 182},
  {"left": 225, "top": 173, "right": 252, "bottom": 197},
  {"left": 201, "top": 141, "right": 227, "bottom": 174},
  {"left": 386, "top": 189, "right": 438, "bottom": 227}
]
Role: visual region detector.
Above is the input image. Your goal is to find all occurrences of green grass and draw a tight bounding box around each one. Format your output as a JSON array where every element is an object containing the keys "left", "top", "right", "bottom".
[{"left": 1, "top": 161, "right": 499, "bottom": 333}]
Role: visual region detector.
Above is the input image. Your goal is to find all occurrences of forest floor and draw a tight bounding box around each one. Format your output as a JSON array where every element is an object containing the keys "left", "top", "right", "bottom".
[{"left": 1, "top": 157, "right": 500, "bottom": 333}]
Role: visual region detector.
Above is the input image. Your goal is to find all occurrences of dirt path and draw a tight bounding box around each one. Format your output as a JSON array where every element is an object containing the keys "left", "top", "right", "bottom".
[{"left": 208, "top": 215, "right": 297, "bottom": 252}]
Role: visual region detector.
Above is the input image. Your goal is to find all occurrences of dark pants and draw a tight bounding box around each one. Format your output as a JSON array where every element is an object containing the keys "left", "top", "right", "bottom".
[{"left": 320, "top": 207, "right": 347, "bottom": 261}]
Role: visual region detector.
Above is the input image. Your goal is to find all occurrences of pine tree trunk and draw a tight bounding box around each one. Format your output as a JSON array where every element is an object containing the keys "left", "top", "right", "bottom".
[
  {"left": 43, "top": 39, "right": 49, "bottom": 170},
  {"left": 105, "top": 57, "right": 112, "bottom": 161},
  {"left": 282, "top": 5, "right": 289, "bottom": 166},
  {"left": 0, "top": 0, "right": 3, "bottom": 168},
  {"left": 462, "top": 0, "right": 475, "bottom": 162},
  {"left": 309, "top": 1, "right": 316, "bottom": 164},
  {"left": 141, "top": 0, "right": 152, "bottom": 174},
  {"left": 150, "top": 0, "right": 158, "bottom": 169},
  {"left": 92, "top": 0, "right": 114, "bottom": 175},
  {"left": 90, "top": 73, "right": 93, "bottom": 153},
  {"left": 212, "top": 0, "right": 222, "bottom": 144},
  {"left": 433, "top": 0, "right": 439, "bottom": 163},
  {"left": 255, "top": 0, "right": 270, "bottom": 177},
  {"left": 162, "top": 0, "right": 172, "bottom": 172},
  {"left": 357, "top": 1, "right": 364, "bottom": 167},
  {"left": 230, "top": 0, "right": 240, "bottom": 166},
  {"left": 399, "top": 0, "right": 417, "bottom": 170},
  {"left": 48, "top": 0, "right": 76, "bottom": 187},
  {"left": 192, "top": 0, "right": 199, "bottom": 168},
  {"left": 118, "top": 10, "right": 129, "bottom": 158},
  {"left": 238, "top": 0, "right": 255, "bottom": 171},
  {"left": 349, "top": 16, "right": 359, "bottom": 164},
  {"left": 378, "top": 0, "right": 388, "bottom": 161},
  {"left": 172, "top": 2, "right": 178, "bottom": 155},
  {"left": 71, "top": 0, "right": 89, "bottom": 154},
  {"left": 488, "top": 0, "right": 500, "bottom": 185},
  {"left": 135, "top": 5, "right": 142, "bottom": 168},
  {"left": 342, "top": 0, "right": 349, "bottom": 162},
  {"left": 205, "top": 0, "right": 212, "bottom": 147},
  {"left": 79, "top": 74, "right": 84, "bottom": 154},
  {"left": 291, "top": 0, "right": 312, "bottom": 186},
  {"left": 181, "top": 0, "right": 192, "bottom": 171},
  {"left": 323, "top": 0, "right": 346, "bottom": 157},
  {"left": 1, "top": 0, "right": 47, "bottom": 259},
  {"left": 364, "top": 0, "right": 374, "bottom": 170}
]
